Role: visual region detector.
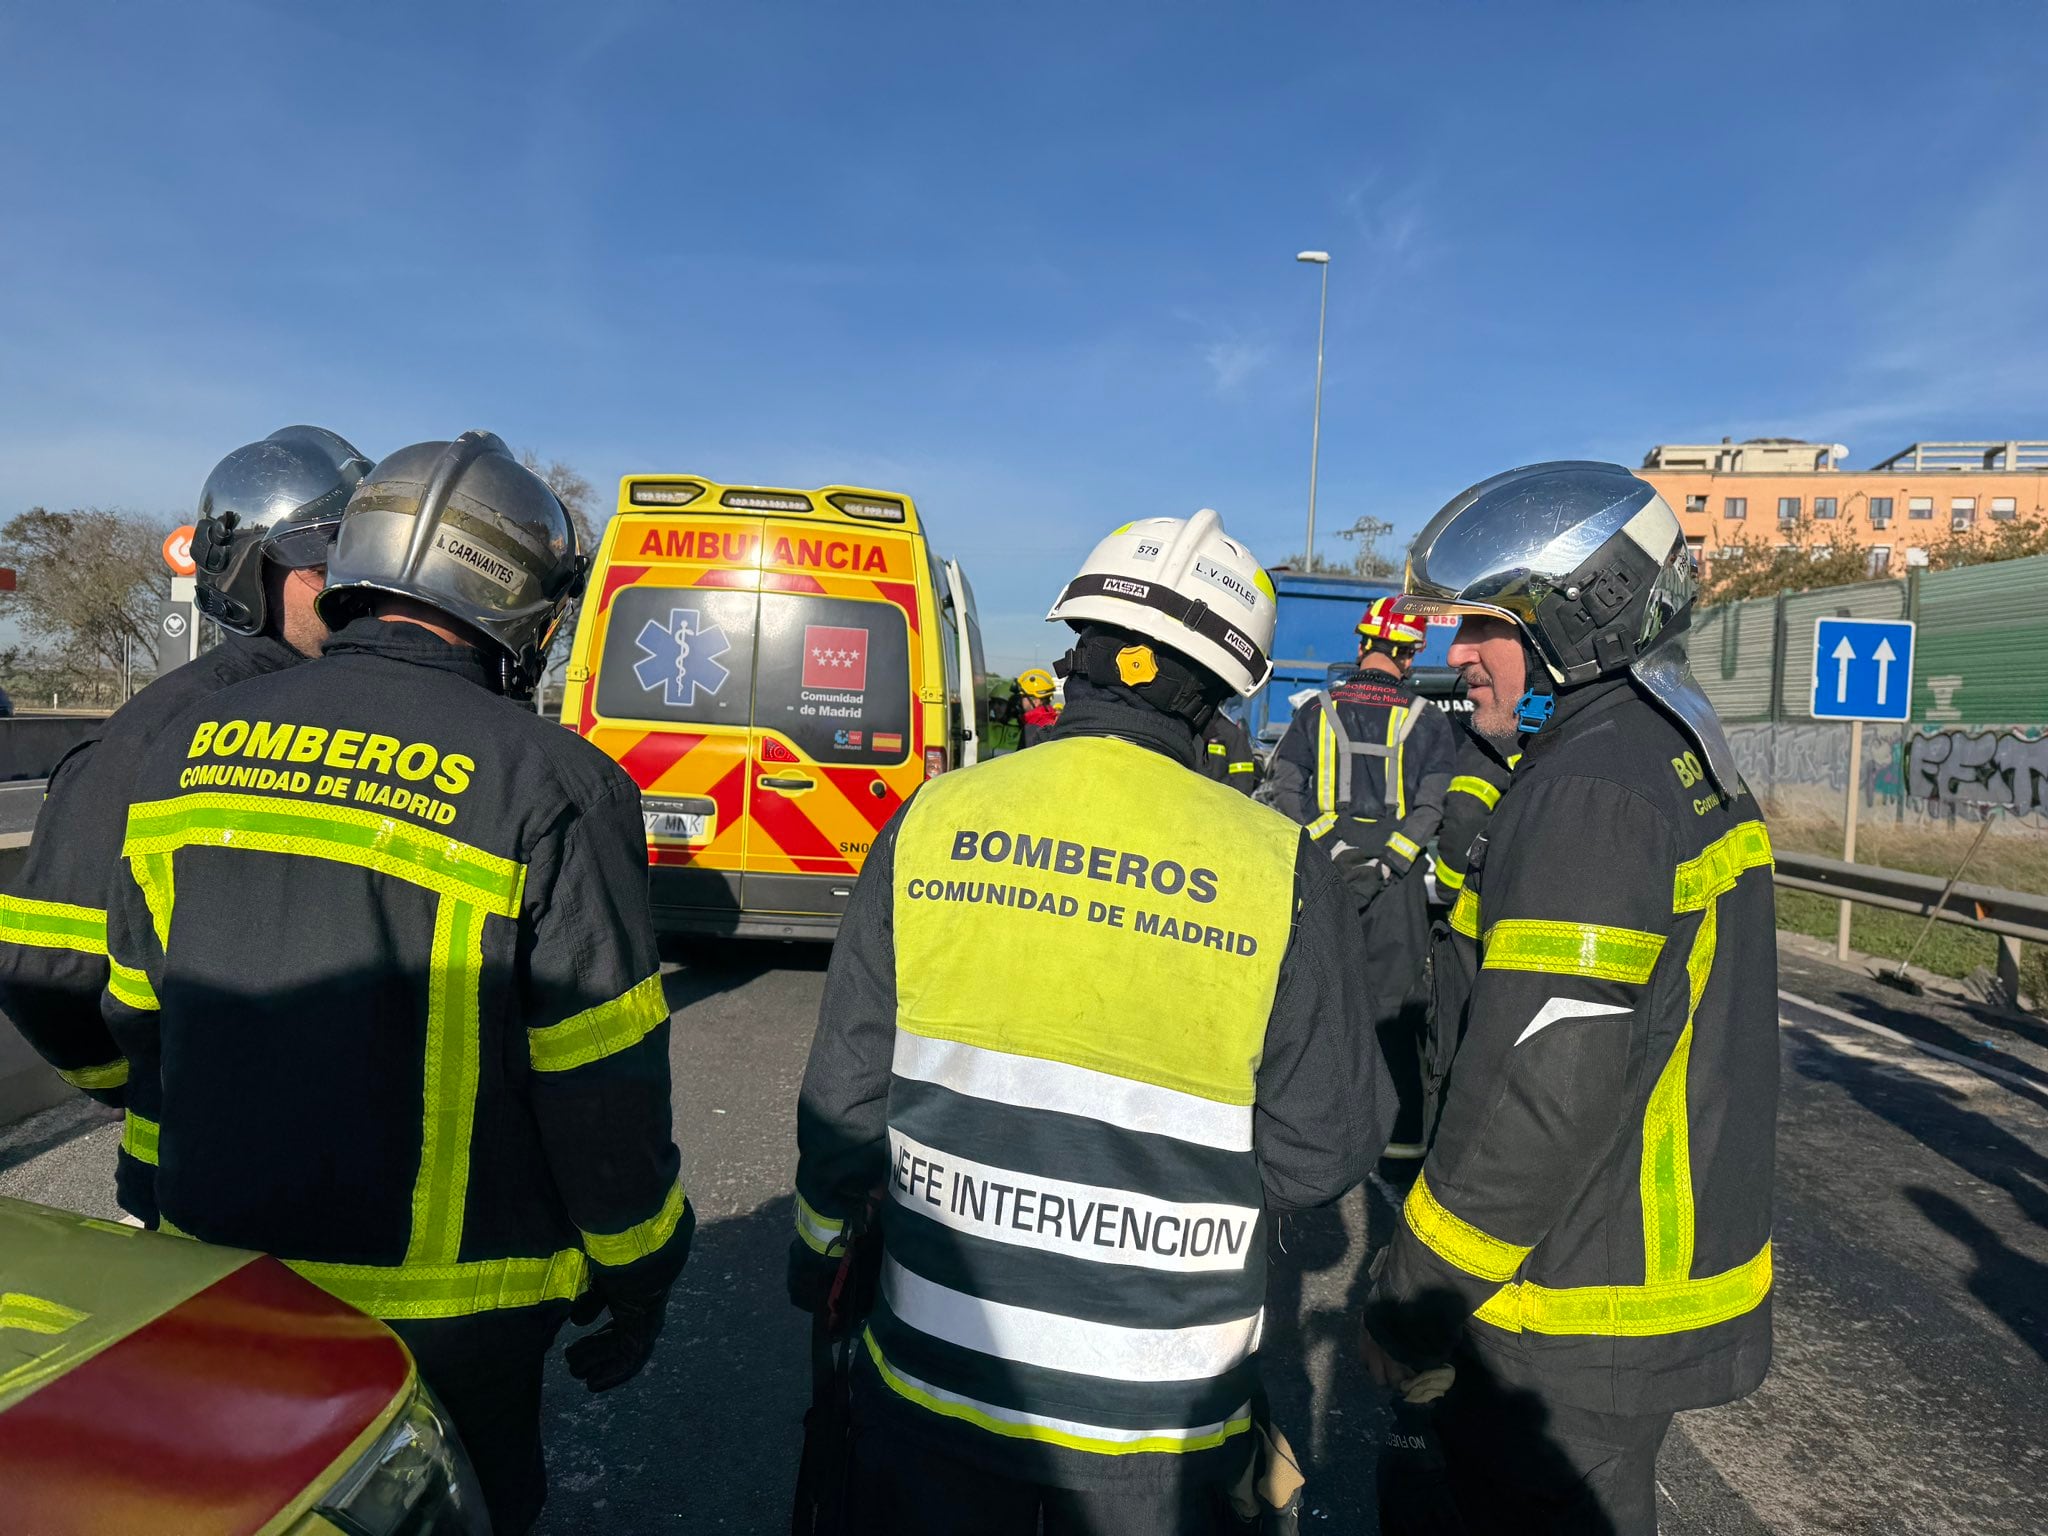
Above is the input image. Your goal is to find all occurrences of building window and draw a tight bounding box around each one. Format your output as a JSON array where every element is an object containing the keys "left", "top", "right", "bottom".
[
  {"left": 1684, "top": 535, "right": 1706, "bottom": 568},
  {"left": 1725, "top": 496, "right": 1747, "bottom": 520},
  {"left": 1869, "top": 496, "right": 1892, "bottom": 527},
  {"left": 1868, "top": 546, "right": 1891, "bottom": 575},
  {"left": 1685, "top": 494, "right": 1708, "bottom": 514},
  {"left": 1778, "top": 496, "right": 1801, "bottom": 520},
  {"left": 1909, "top": 496, "right": 1933, "bottom": 520},
  {"left": 1814, "top": 496, "right": 1838, "bottom": 519},
  {"left": 1952, "top": 497, "right": 1976, "bottom": 530},
  {"left": 1992, "top": 496, "right": 2017, "bottom": 521}
]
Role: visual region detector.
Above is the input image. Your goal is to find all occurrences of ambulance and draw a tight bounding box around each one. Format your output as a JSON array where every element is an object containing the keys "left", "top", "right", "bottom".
[{"left": 559, "top": 476, "right": 987, "bottom": 939}]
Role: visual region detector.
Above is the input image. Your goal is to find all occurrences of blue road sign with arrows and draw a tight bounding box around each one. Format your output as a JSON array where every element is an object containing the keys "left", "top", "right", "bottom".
[{"left": 1812, "top": 617, "right": 1915, "bottom": 722}]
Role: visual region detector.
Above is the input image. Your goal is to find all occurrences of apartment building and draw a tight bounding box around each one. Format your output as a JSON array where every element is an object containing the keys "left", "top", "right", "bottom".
[{"left": 1638, "top": 438, "right": 2048, "bottom": 575}]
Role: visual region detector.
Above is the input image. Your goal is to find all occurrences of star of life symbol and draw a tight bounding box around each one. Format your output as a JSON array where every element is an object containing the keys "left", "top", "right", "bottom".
[{"left": 633, "top": 607, "right": 732, "bottom": 707}]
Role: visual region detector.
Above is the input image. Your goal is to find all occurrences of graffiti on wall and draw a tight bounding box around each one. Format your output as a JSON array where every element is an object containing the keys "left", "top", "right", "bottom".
[
  {"left": 1727, "top": 722, "right": 2048, "bottom": 822},
  {"left": 1906, "top": 728, "right": 2048, "bottom": 816}
]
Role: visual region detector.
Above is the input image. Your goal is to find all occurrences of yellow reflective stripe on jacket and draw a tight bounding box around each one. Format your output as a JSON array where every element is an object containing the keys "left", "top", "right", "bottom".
[
  {"left": 1386, "top": 833, "right": 1421, "bottom": 863},
  {"left": 129, "top": 850, "right": 177, "bottom": 951},
  {"left": 1388, "top": 708, "right": 1407, "bottom": 819},
  {"left": 1227, "top": 761, "right": 1255, "bottom": 775},
  {"left": 287, "top": 1248, "right": 589, "bottom": 1322},
  {"left": 1642, "top": 899, "right": 1714, "bottom": 1283},
  {"left": 122, "top": 792, "right": 525, "bottom": 917},
  {"left": 58, "top": 1058, "right": 129, "bottom": 1092},
  {"left": 0, "top": 894, "right": 108, "bottom": 956},
  {"left": 1673, "top": 820, "right": 1774, "bottom": 912},
  {"left": 1315, "top": 711, "right": 1338, "bottom": 819},
  {"left": 583, "top": 1179, "right": 688, "bottom": 1268},
  {"left": 795, "top": 1191, "right": 847, "bottom": 1256},
  {"left": 0, "top": 1292, "right": 89, "bottom": 1336},
  {"left": 107, "top": 959, "right": 158, "bottom": 1012},
  {"left": 1482, "top": 920, "right": 1665, "bottom": 984},
  {"left": 405, "top": 897, "right": 486, "bottom": 1269},
  {"left": 1436, "top": 864, "right": 1466, "bottom": 893},
  {"left": 1403, "top": 1170, "right": 1531, "bottom": 1284},
  {"left": 1449, "top": 886, "right": 1480, "bottom": 938},
  {"left": 1474, "top": 1241, "right": 1772, "bottom": 1338},
  {"left": 122, "top": 1112, "right": 159, "bottom": 1165},
  {"left": 863, "top": 1330, "right": 1253, "bottom": 1456},
  {"left": 1448, "top": 774, "right": 1502, "bottom": 811},
  {"left": 528, "top": 973, "right": 667, "bottom": 1073},
  {"left": 1306, "top": 811, "right": 1338, "bottom": 839},
  {"left": 1206, "top": 741, "right": 1227, "bottom": 756}
]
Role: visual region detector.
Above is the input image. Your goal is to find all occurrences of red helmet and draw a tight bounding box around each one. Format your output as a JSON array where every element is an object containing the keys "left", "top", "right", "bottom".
[{"left": 1357, "top": 596, "right": 1426, "bottom": 646}]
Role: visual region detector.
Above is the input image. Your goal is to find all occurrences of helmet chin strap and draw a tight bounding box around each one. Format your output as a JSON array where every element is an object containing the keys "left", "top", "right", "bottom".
[{"left": 1513, "top": 635, "right": 1557, "bottom": 735}]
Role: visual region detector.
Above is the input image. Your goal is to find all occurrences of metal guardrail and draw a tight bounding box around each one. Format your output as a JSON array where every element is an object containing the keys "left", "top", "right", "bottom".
[{"left": 1772, "top": 851, "right": 2048, "bottom": 945}]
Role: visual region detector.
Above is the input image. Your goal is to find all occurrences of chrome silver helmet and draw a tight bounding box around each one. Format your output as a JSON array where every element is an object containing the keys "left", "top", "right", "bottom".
[
  {"left": 316, "top": 432, "right": 586, "bottom": 694},
  {"left": 192, "top": 426, "right": 372, "bottom": 635},
  {"left": 1405, "top": 460, "right": 1737, "bottom": 794}
]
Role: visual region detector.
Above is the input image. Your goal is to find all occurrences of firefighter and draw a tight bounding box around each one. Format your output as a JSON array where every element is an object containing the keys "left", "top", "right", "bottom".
[
  {"left": 0, "top": 425, "right": 369, "bottom": 1207},
  {"left": 100, "top": 433, "right": 690, "bottom": 1534},
  {"left": 1199, "top": 707, "right": 1260, "bottom": 794},
  {"left": 1362, "top": 462, "right": 1778, "bottom": 1535},
  {"left": 1015, "top": 666, "right": 1062, "bottom": 748},
  {"left": 791, "top": 509, "right": 1393, "bottom": 1535},
  {"left": 1431, "top": 727, "right": 1515, "bottom": 910},
  {"left": 1268, "top": 595, "right": 1455, "bottom": 1170}
]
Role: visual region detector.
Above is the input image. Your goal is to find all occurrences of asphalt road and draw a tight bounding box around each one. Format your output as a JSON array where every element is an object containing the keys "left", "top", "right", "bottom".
[
  {"left": 3, "top": 936, "right": 2045, "bottom": 1534},
  {"left": 0, "top": 779, "right": 46, "bottom": 837}
]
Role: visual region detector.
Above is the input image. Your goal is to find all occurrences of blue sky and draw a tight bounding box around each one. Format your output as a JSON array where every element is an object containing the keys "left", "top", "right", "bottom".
[{"left": 3, "top": 2, "right": 2045, "bottom": 670}]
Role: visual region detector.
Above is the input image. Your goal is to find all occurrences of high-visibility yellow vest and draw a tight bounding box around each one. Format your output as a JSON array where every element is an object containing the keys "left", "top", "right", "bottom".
[{"left": 870, "top": 734, "right": 1298, "bottom": 1461}]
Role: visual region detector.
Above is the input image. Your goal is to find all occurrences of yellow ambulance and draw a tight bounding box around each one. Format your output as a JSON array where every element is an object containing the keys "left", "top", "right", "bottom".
[{"left": 559, "top": 476, "right": 987, "bottom": 939}]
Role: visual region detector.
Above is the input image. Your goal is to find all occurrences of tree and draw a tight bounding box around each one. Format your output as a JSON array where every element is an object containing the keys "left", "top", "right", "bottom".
[
  {"left": 1696, "top": 514, "right": 1875, "bottom": 604},
  {"left": 1925, "top": 514, "right": 2048, "bottom": 571},
  {"left": 0, "top": 507, "right": 168, "bottom": 699}
]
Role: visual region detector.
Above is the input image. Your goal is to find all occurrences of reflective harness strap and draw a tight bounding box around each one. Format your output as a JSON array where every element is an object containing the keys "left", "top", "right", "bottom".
[{"left": 1317, "top": 691, "right": 1421, "bottom": 819}]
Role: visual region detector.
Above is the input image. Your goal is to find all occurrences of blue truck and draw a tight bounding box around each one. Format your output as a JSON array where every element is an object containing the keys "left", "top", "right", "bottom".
[{"left": 1241, "top": 569, "right": 1465, "bottom": 748}]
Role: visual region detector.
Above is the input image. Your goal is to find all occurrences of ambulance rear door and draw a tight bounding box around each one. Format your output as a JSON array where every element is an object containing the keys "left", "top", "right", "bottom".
[
  {"left": 742, "top": 525, "right": 926, "bottom": 917},
  {"left": 944, "top": 558, "right": 988, "bottom": 767},
  {"left": 579, "top": 515, "right": 767, "bottom": 921}
]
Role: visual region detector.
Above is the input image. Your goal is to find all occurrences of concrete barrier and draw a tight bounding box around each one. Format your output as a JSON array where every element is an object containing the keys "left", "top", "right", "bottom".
[
  {"left": 0, "top": 831, "right": 71, "bottom": 1126},
  {"left": 0, "top": 716, "right": 105, "bottom": 781}
]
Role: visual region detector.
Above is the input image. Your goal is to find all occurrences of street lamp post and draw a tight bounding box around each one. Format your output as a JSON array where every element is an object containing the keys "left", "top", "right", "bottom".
[{"left": 1297, "top": 251, "right": 1330, "bottom": 570}]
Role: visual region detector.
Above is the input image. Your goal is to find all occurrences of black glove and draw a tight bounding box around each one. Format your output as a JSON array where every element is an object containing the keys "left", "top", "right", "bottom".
[
  {"left": 564, "top": 1278, "right": 671, "bottom": 1393},
  {"left": 787, "top": 1236, "right": 842, "bottom": 1315},
  {"left": 1331, "top": 843, "right": 1393, "bottom": 910}
]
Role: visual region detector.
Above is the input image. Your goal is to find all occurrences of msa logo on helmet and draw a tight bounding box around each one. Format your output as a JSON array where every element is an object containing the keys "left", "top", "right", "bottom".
[
  {"left": 1101, "top": 578, "right": 1150, "bottom": 599},
  {"left": 433, "top": 529, "right": 518, "bottom": 592},
  {"left": 1191, "top": 557, "right": 1258, "bottom": 613},
  {"left": 1220, "top": 628, "right": 1255, "bottom": 662},
  {"left": 634, "top": 607, "right": 733, "bottom": 707}
]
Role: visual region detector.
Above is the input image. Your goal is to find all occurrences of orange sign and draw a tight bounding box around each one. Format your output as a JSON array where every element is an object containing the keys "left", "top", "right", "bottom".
[{"left": 163, "top": 526, "right": 197, "bottom": 576}]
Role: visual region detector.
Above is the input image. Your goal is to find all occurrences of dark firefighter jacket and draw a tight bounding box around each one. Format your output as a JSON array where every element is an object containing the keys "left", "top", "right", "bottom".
[
  {"left": 0, "top": 633, "right": 305, "bottom": 1130},
  {"left": 100, "top": 617, "right": 690, "bottom": 1327},
  {"left": 1366, "top": 673, "right": 1778, "bottom": 1418},
  {"left": 794, "top": 676, "right": 1393, "bottom": 1490},
  {"left": 1197, "top": 712, "right": 1259, "bottom": 796},
  {"left": 1268, "top": 668, "right": 1454, "bottom": 877},
  {"left": 1433, "top": 728, "right": 1517, "bottom": 902}
]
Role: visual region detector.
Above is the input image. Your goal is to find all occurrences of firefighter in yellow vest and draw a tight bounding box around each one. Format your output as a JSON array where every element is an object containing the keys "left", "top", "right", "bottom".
[{"left": 792, "top": 510, "right": 1394, "bottom": 1535}]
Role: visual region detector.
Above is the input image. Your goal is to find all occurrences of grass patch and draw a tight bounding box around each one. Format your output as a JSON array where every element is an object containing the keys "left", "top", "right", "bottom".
[{"left": 1762, "top": 801, "right": 2048, "bottom": 1002}]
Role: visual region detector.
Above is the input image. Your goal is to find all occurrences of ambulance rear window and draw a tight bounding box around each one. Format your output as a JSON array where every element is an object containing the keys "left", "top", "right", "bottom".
[
  {"left": 753, "top": 594, "right": 912, "bottom": 764},
  {"left": 594, "top": 586, "right": 756, "bottom": 727}
]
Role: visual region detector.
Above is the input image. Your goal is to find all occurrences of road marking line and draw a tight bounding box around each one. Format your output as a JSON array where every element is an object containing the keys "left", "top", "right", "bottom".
[{"left": 1777, "top": 989, "right": 2043, "bottom": 1093}]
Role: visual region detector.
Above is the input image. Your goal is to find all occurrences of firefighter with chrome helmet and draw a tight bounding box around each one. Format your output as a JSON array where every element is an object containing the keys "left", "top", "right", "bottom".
[
  {"left": 1268, "top": 593, "right": 1456, "bottom": 1174},
  {"left": 1361, "top": 462, "right": 1777, "bottom": 1536},
  {"left": 1013, "top": 665, "right": 1062, "bottom": 748},
  {"left": 792, "top": 510, "right": 1394, "bottom": 1534},
  {"left": 0, "top": 427, "right": 368, "bottom": 1204},
  {"left": 100, "top": 433, "right": 692, "bottom": 1533}
]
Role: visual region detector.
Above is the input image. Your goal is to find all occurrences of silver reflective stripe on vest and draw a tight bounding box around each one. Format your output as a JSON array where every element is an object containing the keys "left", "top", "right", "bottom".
[
  {"left": 892, "top": 1031, "right": 1254, "bottom": 1153},
  {"left": 882, "top": 1256, "right": 1264, "bottom": 1383},
  {"left": 1318, "top": 687, "right": 1422, "bottom": 807}
]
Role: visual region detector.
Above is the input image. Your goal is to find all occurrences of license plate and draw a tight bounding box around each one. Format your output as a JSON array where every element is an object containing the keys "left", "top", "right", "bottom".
[{"left": 644, "top": 810, "right": 710, "bottom": 842}]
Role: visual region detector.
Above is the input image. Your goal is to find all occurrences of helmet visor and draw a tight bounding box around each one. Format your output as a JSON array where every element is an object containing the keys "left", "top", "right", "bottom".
[{"left": 265, "top": 520, "right": 340, "bottom": 571}]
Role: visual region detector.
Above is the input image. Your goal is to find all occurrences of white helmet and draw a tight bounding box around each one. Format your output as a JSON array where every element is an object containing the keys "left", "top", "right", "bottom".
[{"left": 1045, "top": 509, "right": 1276, "bottom": 698}]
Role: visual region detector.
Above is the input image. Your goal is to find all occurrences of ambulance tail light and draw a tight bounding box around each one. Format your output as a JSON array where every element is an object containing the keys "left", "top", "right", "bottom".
[
  {"left": 924, "top": 747, "right": 948, "bottom": 779},
  {"left": 629, "top": 481, "right": 706, "bottom": 507},
  {"left": 827, "top": 493, "right": 907, "bottom": 524}
]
